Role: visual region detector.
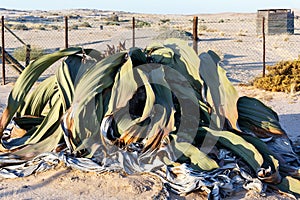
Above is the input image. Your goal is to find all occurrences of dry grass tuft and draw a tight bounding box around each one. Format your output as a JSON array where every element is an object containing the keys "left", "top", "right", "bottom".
[{"left": 253, "top": 57, "right": 300, "bottom": 92}]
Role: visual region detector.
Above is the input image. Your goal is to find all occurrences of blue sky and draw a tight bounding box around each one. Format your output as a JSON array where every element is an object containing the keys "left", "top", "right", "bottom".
[{"left": 1, "top": 0, "right": 299, "bottom": 14}]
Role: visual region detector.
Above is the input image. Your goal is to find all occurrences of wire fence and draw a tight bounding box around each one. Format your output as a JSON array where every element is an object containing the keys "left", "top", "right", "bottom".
[{"left": 1, "top": 9, "right": 300, "bottom": 85}]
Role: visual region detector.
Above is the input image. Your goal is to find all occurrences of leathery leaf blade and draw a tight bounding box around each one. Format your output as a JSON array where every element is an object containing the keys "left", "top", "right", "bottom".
[
  {"left": 237, "top": 96, "right": 285, "bottom": 137},
  {"left": 0, "top": 47, "right": 82, "bottom": 136},
  {"left": 199, "top": 52, "right": 239, "bottom": 130},
  {"left": 171, "top": 135, "right": 219, "bottom": 171},
  {"left": 200, "top": 127, "right": 264, "bottom": 172},
  {"left": 17, "top": 76, "right": 57, "bottom": 117}
]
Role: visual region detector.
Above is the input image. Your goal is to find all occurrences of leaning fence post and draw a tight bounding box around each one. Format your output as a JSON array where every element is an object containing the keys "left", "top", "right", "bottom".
[
  {"left": 65, "top": 16, "right": 68, "bottom": 48},
  {"left": 132, "top": 17, "right": 135, "bottom": 48},
  {"left": 193, "top": 16, "right": 198, "bottom": 54},
  {"left": 1, "top": 16, "right": 5, "bottom": 85},
  {"left": 25, "top": 44, "right": 31, "bottom": 67},
  {"left": 262, "top": 17, "right": 266, "bottom": 77}
]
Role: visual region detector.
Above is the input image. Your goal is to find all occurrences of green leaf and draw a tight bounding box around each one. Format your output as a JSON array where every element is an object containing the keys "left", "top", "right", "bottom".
[
  {"left": 171, "top": 134, "right": 219, "bottom": 171},
  {"left": 13, "top": 126, "right": 63, "bottom": 159},
  {"left": 107, "top": 57, "right": 137, "bottom": 115},
  {"left": 56, "top": 55, "right": 86, "bottom": 110},
  {"left": 207, "top": 50, "right": 221, "bottom": 65},
  {"left": 128, "top": 47, "right": 147, "bottom": 66},
  {"left": 237, "top": 96, "right": 285, "bottom": 137},
  {"left": 13, "top": 116, "right": 44, "bottom": 131},
  {"left": 17, "top": 76, "right": 57, "bottom": 117},
  {"left": 200, "top": 127, "right": 264, "bottom": 172},
  {"left": 25, "top": 98, "right": 62, "bottom": 145},
  {"left": 242, "top": 135, "right": 281, "bottom": 184},
  {"left": 199, "top": 52, "right": 239, "bottom": 130},
  {"left": 277, "top": 176, "right": 300, "bottom": 197},
  {"left": 147, "top": 39, "right": 203, "bottom": 100},
  {"left": 0, "top": 47, "right": 83, "bottom": 136},
  {"left": 64, "top": 52, "right": 127, "bottom": 151}
]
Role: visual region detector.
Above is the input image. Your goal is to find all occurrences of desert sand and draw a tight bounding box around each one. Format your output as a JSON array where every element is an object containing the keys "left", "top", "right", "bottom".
[{"left": 0, "top": 8, "right": 300, "bottom": 200}]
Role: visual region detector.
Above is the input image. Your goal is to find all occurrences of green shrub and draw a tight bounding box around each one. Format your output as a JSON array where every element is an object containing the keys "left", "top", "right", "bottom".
[
  {"left": 105, "top": 21, "right": 120, "bottom": 26},
  {"left": 50, "top": 25, "right": 59, "bottom": 30},
  {"left": 156, "top": 29, "right": 192, "bottom": 40},
  {"left": 11, "top": 24, "right": 29, "bottom": 30},
  {"left": 70, "top": 24, "right": 79, "bottom": 30},
  {"left": 160, "top": 19, "right": 170, "bottom": 24},
  {"left": 135, "top": 20, "right": 151, "bottom": 28},
  {"left": 4, "top": 23, "right": 13, "bottom": 28},
  {"left": 79, "top": 22, "right": 92, "bottom": 28},
  {"left": 253, "top": 58, "right": 300, "bottom": 92},
  {"left": 13, "top": 46, "right": 45, "bottom": 62},
  {"left": 38, "top": 26, "right": 46, "bottom": 30},
  {"left": 37, "top": 25, "right": 47, "bottom": 30}
]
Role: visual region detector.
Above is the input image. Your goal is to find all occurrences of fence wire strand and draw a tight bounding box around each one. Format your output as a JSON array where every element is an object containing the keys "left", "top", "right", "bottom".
[{"left": 1, "top": 10, "right": 300, "bottom": 84}]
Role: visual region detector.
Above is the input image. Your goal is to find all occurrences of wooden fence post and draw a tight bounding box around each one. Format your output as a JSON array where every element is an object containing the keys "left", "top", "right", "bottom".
[
  {"left": 25, "top": 44, "right": 31, "bottom": 67},
  {"left": 65, "top": 16, "right": 68, "bottom": 48},
  {"left": 193, "top": 16, "right": 198, "bottom": 54},
  {"left": 262, "top": 17, "right": 266, "bottom": 77},
  {"left": 1, "top": 16, "right": 5, "bottom": 85},
  {"left": 132, "top": 17, "right": 135, "bottom": 48}
]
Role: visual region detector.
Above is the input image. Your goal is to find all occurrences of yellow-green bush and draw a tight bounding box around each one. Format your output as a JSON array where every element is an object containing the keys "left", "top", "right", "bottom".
[
  {"left": 13, "top": 46, "right": 45, "bottom": 62},
  {"left": 253, "top": 57, "right": 300, "bottom": 92}
]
